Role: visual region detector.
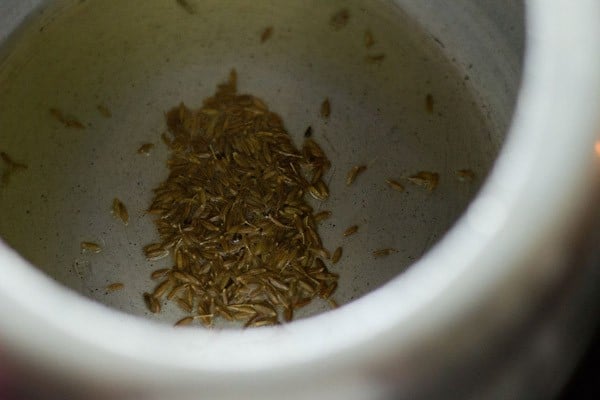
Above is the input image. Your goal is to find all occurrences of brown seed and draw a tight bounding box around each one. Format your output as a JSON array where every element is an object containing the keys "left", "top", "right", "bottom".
[
  {"left": 267, "top": 214, "right": 291, "bottom": 229},
  {"left": 373, "top": 248, "right": 398, "bottom": 258},
  {"left": 167, "top": 284, "right": 187, "bottom": 300},
  {"left": 185, "top": 286, "right": 195, "bottom": 306},
  {"left": 175, "top": 316, "right": 194, "bottom": 326},
  {"left": 153, "top": 279, "right": 172, "bottom": 299},
  {"left": 253, "top": 303, "right": 277, "bottom": 318},
  {"left": 294, "top": 297, "right": 312, "bottom": 308},
  {"left": 283, "top": 307, "right": 293, "bottom": 322},
  {"left": 319, "top": 282, "right": 337, "bottom": 299},
  {"left": 386, "top": 179, "right": 404, "bottom": 192},
  {"left": 143, "top": 292, "right": 161, "bottom": 313},
  {"left": 343, "top": 225, "right": 358, "bottom": 237},
  {"left": 144, "top": 242, "right": 164, "bottom": 254},
  {"left": 245, "top": 315, "right": 278, "bottom": 328},
  {"left": 252, "top": 97, "right": 268, "bottom": 111},
  {"left": 267, "top": 277, "right": 289, "bottom": 292},
  {"left": 260, "top": 26, "right": 273, "bottom": 43},
  {"left": 310, "top": 180, "right": 329, "bottom": 200},
  {"left": 80, "top": 241, "right": 101, "bottom": 253},
  {"left": 330, "top": 8, "right": 350, "bottom": 30},
  {"left": 320, "top": 98, "right": 331, "bottom": 118},
  {"left": 303, "top": 138, "right": 326, "bottom": 159},
  {"left": 137, "top": 143, "right": 155, "bottom": 155},
  {"left": 176, "top": 0, "right": 195, "bottom": 14},
  {"left": 106, "top": 282, "right": 124, "bottom": 291},
  {"left": 425, "top": 94, "right": 434, "bottom": 113},
  {"left": 49, "top": 108, "right": 85, "bottom": 129},
  {"left": 346, "top": 165, "right": 367, "bottom": 186},
  {"left": 172, "top": 271, "right": 201, "bottom": 286},
  {"left": 200, "top": 219, "right": 220, "bottom": 232},
  {"left": 216, "top": 305, "right": 234, "bottom": 321},
  {"left": 455, "top": 169, "right": 476, "bottom": 182},
  {"left": 313, "top": 210, "right": 332, "bottom": 223},
  {"left": 146, "top": 249, "right": 170, "bottom": 261},
  {"left": 112, "top": 198, "right": 129, "bottom": 225},
  {"left": 151, "top": 268, "right": 171, "bottom": 280},
  {"left": 365, "top": 54, "right": 386, "bottom": 64},
  {"left": 97, "top": 104, "right": 112, "bottom": 118},
  {"left": 408, "top": 171, "right": 439, "bottom": 191},
  {"left": 198, "top": 314, "right": 214, "bottom": 327},
  {"left": 175, "top": 250, "right": 185, "bottom": 270},
  {"left": 364, "top": 30, "right": 375, "bottom": 48},
  {"left": 298, "top": 279, "right": 316, "bottom": 295},
  {"left": 331, "top": 247, "right": 342, "bottom": 264},
  {"left": 176, "top": 298, "right": 193, "bottom": 313},
  {"left": 0, "top": 152, "right": 28, "bottom": 170},
  {"left": 228, "top": 304, "right": 256, "bottom": 314}
]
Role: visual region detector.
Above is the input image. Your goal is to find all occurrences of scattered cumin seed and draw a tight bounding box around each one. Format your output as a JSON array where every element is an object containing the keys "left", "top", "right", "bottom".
[
  {"left": 313, "top": 210, "right": 332, "bottom": 222},
  {"left": 330, "top": 8, "right": 350, "bottom": 30},
  {"left": 308, "top": 180, "right": 329, "bottom": 200},
  {"left": 111, "top": 198, "right": 129, "bottom": 225},
  {"left": 386, "top": 179, "right": 404, "bottom": 192},
  {"left": 373, "top": 248, "right": 398, "bottom": 258},
  {"left": 0, "top": 151, "right": 28, "bottom": 184},
  {"left": 343, "top": 225, "right": 358, "bottom": 237},
  {"left": 144, "top": 292, "right": 161, "bottom": 313},
  {"left": 320, "top": 98, "right": 331, "bottom": 118},
  {"left": 80, "top": 241, "right": 101, "bottom": 253},
  {"left": 408, "top": 171, "right": 439, "bottom": 191},
  {"left": 455, "top": 169, "right": 476, "bottom": 182},
  {"left": 425, "top": 94, "right": 434, "bottom": 113},
  {"left": 49, "top": 108, "right": 85, "bottom": 129},
  {"left": 0, "top": 152, "right": 27, "bottom": 170},
  {"left": 346, "top": 165, "right": 367, "bottom": 186},
  {"left": 145, "top": 248, "right": 169, "bottom": 262},
  {"left": 175, "top": 316, "right": 194, "bottom": 326},
  {"left": 175, "top": 0, "right": 195, "bottom": 14},
  {"left": 364, "top": 29, "right": 375, "bottom": 48},
  {"left": 137, "top": 143, "right": 155, "bottom": 155},
  {"left": 97, "top": 104, "right": 111, "bottom": 118},
  {"left": 260, "top": 26, "right": 273, "bottom": 43},
  {"left": 151, "top": 268, "right": 171, "bottom": 280},
  {"left": 331, "top": 247, "right": 342, "bottom": 264},
  {"left": 106, "top": 282, "right": 124, "bottom": 291},
  {"left": 153, "top": 279, "right": 171, "bottom": 298},
  {"left": 365, "top": 54, "right": 386, "bottom": 64}
]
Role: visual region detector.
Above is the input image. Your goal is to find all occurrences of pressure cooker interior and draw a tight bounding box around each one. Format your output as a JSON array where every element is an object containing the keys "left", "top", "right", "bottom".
[{"left": 0, "top": 0, "right": 522, "bottom": 326}]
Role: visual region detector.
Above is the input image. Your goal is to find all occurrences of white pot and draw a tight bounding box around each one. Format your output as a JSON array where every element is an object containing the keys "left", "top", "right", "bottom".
[{"left": 0, "top": 1, "right": 599, "bottom": 399}]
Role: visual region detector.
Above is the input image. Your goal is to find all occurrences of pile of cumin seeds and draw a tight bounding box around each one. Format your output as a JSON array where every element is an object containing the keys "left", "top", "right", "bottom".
[{"left": 144, "top": 70, "right": 338, "bottom": 327}]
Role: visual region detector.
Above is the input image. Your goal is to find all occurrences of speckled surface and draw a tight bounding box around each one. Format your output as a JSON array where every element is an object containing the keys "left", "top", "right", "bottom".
[{"left": 0, "top": 0, "right": 502, "bottom": 326}]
